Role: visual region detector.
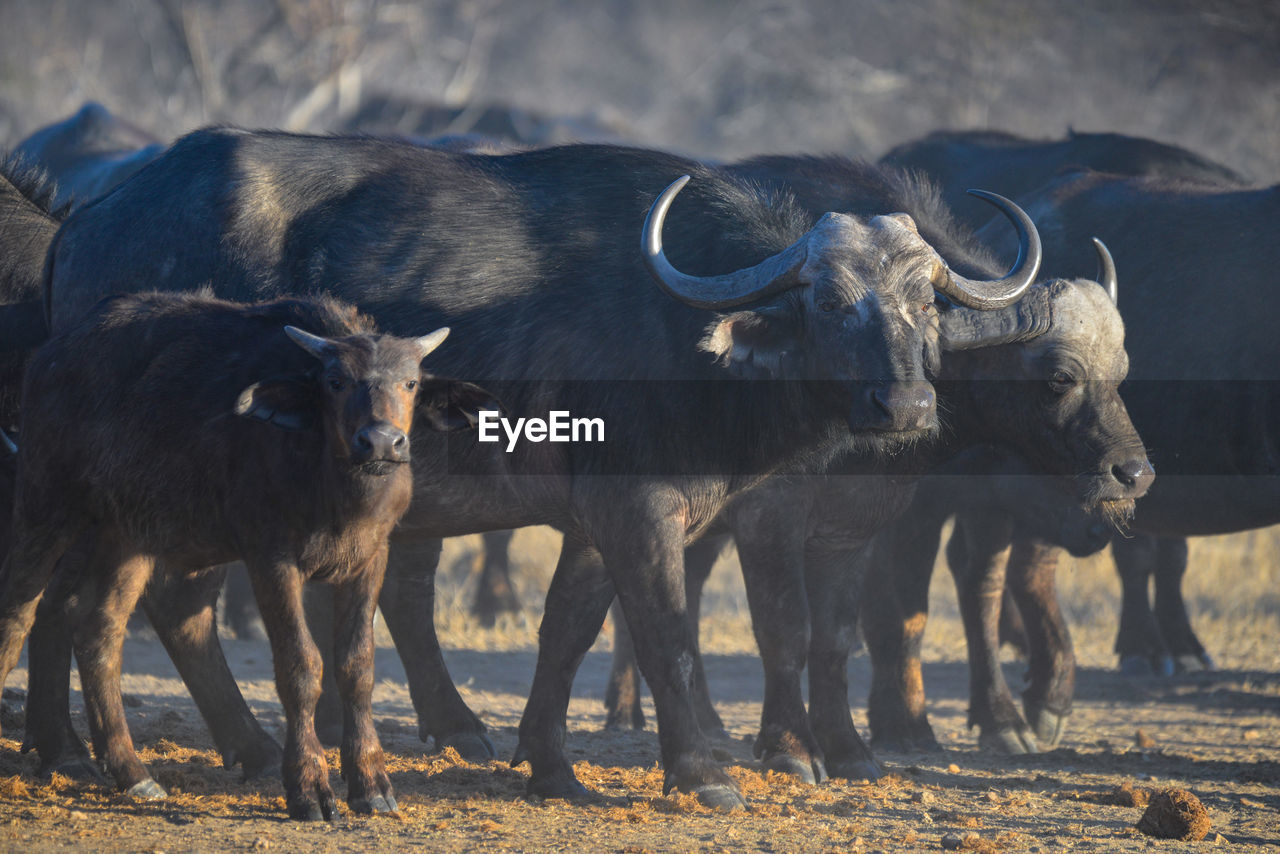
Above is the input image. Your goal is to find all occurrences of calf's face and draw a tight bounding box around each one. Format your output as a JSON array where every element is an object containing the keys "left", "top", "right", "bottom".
[{"left": 236, "top": 326, "right": 501, "bottom": 474}]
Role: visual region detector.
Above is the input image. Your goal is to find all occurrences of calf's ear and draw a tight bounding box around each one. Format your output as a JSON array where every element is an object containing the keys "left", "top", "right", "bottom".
[
  {"left": 699, "top": 309, "right": 799, "bottom": 378},
  {"left": 234, "top": 378, "right": 318, "bottom": 431},
  {"left": 417, "top": 380, "right": 504, "bottom": 432}
]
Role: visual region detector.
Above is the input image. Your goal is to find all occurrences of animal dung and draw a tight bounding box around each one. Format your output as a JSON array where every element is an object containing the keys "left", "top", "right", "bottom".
[{"left": 1136, "top": 788, "right": 1211, "bottom": 841}]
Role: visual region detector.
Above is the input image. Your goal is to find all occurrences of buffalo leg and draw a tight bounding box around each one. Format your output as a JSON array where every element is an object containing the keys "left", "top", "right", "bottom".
[
  {"left": 864, "top": 508, "right": 944, "bottom": 752},
  {"left": 473, "top": 529, "right": 519, "bottom": 627},
  {"left": 1151, "top": 537, "right": 1211, "bottom": 671},
  {"left": 221, "top": 563, "right": 265, "bottom": 641},
  {"left": 332, "top": 549, "right": 396, "bottom": 814},
  {"left": 732, "top": 507, "right": 826, "bottom": 784},
  {"left": 1111, "top": 534, "right": 1172, "bottom": 676},
  {"left": 604, "top": 536, "right": 724, "bottom": 733},
  {"left": 0, "top": 524, "right": 81, "bottom": 740},
  {"left": 143, "top": 566, "right": 283, "bottom": 779},
  {"left": 247, "top": 559, "right": 337, "bottom": 822},
  {"left": 22, "top": 537, "right": 100, "bottom": 780},
  {"left": 304, "top": 586, "right": 343, "bottom": 746},
  {"left": 603, "top": 600, "right": 645, "bottom": 730},
  {"left": 806, "top": 542, "right": 881, "bottom": 780},
  {"left": 379, "top": 538, "right": 494, "bottom": 759},
  {"left": 951, "top": 512, "right": 1040, "bottom": 753},
  {"left": 72, "top": 550, "right": 163, "bottom": 797},
  {"left": 513, "top": 537, "right": 615, "bottom": 799},
  {"left": 1005, "top": 533, "right": 1074, "bottom": 749},
  {"left": 598, "top": 508, "right": 742, "bottom": 810}
]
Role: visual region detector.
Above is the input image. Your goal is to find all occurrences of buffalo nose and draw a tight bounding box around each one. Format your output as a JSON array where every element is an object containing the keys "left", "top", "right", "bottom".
[
  {"left": 353, "top": 423, "right": 409, "bottom": 463},
  {"left": 868, "top": 383, "right": 936, "bottom": 432},
  {"left": 1111, "top": 457, "right": 1155, "bottom": 497}
]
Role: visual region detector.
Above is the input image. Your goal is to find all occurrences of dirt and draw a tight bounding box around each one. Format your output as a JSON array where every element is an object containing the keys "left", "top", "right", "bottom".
[{"left": 1, "top": 528, "right": 1278, "bottom": 852}]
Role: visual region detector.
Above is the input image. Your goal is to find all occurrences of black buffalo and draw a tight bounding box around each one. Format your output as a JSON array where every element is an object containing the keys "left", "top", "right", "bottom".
[
  {"left": 868, "top": 167, "right": 1278, "bottom": 752},
  {"left": 0, "top": 291, "right": 497, "bottom": 820},
  {"left": 31, "top": 131, "right": 1044, "bottom": 809},
  {"left": 13, "top": 103, "right": 166, "bottom": 212},
  {"left": 880, "top": 128, "right": 1249, "bottom": 232}
]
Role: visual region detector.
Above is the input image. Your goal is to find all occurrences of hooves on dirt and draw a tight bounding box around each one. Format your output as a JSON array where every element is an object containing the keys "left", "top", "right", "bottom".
[
  {"left": 690, "top": 783, "right": 747, "bottom": 812},
  {"left": 288, "top": 786, "right": 340, "bottom": 822},
  {"left": 825, "top": 756, "right": 882, "bottom": 782},
  {"left": 438, "top": 730, "right": 496, "bottom": 761},
  {"left": 1026, "top": 707, "right": 1068, "bottom": 750},
  {"left": 978, "top": 724, "right": 1040, "bottom": 755},
  {"left": 762, "top": 752, "right": 828, "bottom": 786},
  {"left": 349, "top": 792, "right": 398, "bottom": 814},
  {"left": 1120, "top": 654, "right": 1175, "bottom": 678},
  {"left": 126, "top": 777, "right": 168, "bottom": 800}
]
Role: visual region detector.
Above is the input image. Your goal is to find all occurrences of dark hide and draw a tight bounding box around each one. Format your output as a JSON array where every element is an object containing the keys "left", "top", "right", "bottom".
[{"left": 880, "top": 128, "right": 1250, "bottom": 232}]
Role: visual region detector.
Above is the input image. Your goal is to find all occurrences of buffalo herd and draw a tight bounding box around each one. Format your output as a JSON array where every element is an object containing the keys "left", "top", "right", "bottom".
[{"left": 0, "top": 103, "right": 1269, "bottom": 818}]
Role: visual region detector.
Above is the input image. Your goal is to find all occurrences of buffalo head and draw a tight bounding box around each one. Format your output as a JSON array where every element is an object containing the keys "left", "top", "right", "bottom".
[
  {"left": 235, "top": 326, "right": 500, "bottom": 474},
  {"left": 938, "top": 239, "right": 1153, "bottom": 523},
  {"left": 642, "top": 176, "right": 1042, "bottom": 438}
]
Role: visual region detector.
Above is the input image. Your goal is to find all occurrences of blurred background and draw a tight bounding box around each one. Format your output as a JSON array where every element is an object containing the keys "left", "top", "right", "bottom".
[
  {"left": 1, "top": 0, "right": 1277, "bottom": 175},
  {"left": 0, "top": 0, "right": 1277, "bottom": 672}
]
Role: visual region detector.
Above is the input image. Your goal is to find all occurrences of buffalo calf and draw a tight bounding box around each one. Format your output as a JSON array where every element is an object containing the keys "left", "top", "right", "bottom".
[{"left": 0, "top": 292, "right": 494, "bottom": 821}]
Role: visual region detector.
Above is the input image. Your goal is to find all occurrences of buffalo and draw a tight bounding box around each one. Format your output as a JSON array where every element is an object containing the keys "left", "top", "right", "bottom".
[
  {"left": 880, "top": 128, "right": 1250, "bottom": 233},
  {"left": 867, "top": 166, "right": 1278, "bottom": 751},
  {"left": 0, "top": 290, "right": 498, "bottom": 820},
  {"left": 25, "top": 131, "right": 1047, "bottom": 808}
]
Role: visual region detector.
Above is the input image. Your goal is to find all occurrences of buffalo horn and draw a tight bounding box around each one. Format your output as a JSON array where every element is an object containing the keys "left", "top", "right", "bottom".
[
  {"left": 641, "top": 175, "right": 808, "bottom": 309},
  {"left": 934, "top": 190, "right": 1042, "bottom": 310},
  {"left": 1092, "top": 237, "right": 1118, "bottom": 304},
  {"left": 284, "top": 326, "right": 336, "bottom": 360},
  {"left": 0, "top": 428, "right": 15, "bottom": 455},
  {"left": 415, "top": 327, "right": 451, "bottom": 359}
]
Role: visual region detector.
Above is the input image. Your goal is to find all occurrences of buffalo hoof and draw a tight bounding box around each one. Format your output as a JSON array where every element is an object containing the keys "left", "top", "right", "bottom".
[
  {"left": 439, "top": 731, "right": 496, "bottom": 762},
  {"left": 762, "top": 753, "right": 827, "bottom": 786},
  {"left": 978, "top": 725, "right": 1039, "bottom": 755},
  {"left": 350, "top": 793, "right": 398, "bottom": 814},
  {"left": 1175, "top": 654, "right": 1211, "bottom": 674},
  {"left": 691, "top": 783, "right": 746, "bottom": 812},
  {"left": 289, "top": 790, "right": 339, "bottom": 822},
  {"left": 41, "top": 755, "right": 106, "bottom": 783},
  {"left": 526, "top": 773, "right": 591, "bottom": 801},
  {"left": 127, "top": 778, "right": 168, "bottom": 800},
  {"left": 826, "top": 757, "right": 882, "bottom": 782},
  {"left": 1026, "top": 708, "right": 1068, "bottom": 750},
  {"left": 604, "top": 706, "right": 645, "bottom": 731}
]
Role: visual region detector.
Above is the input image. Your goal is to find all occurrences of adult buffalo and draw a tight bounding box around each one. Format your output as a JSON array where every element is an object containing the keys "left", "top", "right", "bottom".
[
  {"left": 869, "top": 168, "right": 1279, "bottom": 752},
  {"left": 13, "top": 103, "right": 166, "bottom": 213},
  {"left": 31, "top": 132, "right": 1041, "bottom": 809},
  {"left": 880, "top": 128, "right": 1249, "bottom": 233}
]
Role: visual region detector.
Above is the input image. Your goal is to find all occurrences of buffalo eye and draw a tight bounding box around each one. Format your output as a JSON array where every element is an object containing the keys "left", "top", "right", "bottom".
[
  {"left": 1049, "top": 370, "right": 1076, "bottom": 394},
  {"left": 328, "top": 376, "right": 345, "bottom": 392},
  {"left": 819, "top": 300, "right": 836, "bottom": 312},
  {"left": 405, "top": 379, "right": 418, "bottom": 391}
]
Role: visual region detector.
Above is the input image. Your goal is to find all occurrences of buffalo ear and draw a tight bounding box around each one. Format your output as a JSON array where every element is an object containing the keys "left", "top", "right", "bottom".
[
  {"left": 699, "top": 310, "right": 798, "bottom": 378},
  {"left": 234, "top": 378, "right": 318, "bottom": 431},
  {"left": 417, "top": 380, "right": 504, "bottom": 432}
]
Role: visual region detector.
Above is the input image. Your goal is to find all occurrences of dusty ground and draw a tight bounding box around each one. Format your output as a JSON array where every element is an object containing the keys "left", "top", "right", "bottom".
[{"left": 1, "top": 527, "right": 1277, "bottom": 852}]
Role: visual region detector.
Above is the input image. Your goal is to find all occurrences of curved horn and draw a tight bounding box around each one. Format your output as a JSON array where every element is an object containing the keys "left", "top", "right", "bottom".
[
  {"left": 284, "top": 325, "right": 335, "bottom": 360},
  {"left": 414, "top": 327, "right": 451, "bottom": 359},
  {"left": 1091, "top": 237, "right": 1118, "bottom": 304},
  {"left": 934, "top": 190, "right": 1042, "bottom": 310},
  {"left": 642, "top": 175, "right": 809, "bottom": 309}
]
